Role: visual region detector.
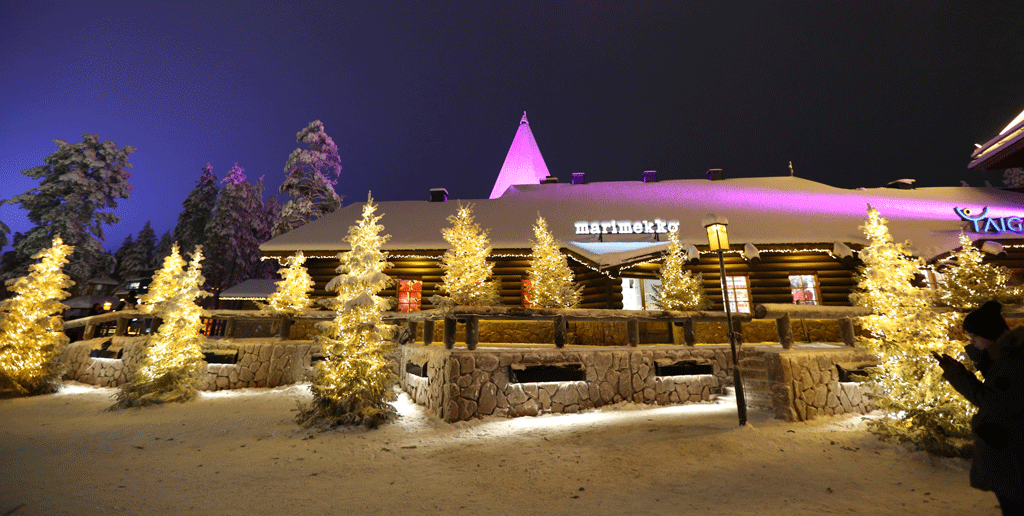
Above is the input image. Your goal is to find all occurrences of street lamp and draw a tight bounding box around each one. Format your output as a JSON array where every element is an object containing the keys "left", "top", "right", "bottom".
[{"left": 701, "top": 214, "right": 747, "bottom": 426}]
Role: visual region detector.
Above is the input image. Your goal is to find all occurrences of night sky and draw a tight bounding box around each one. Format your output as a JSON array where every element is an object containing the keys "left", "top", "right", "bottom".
[{"left": 2, "top": 1, "right": 1023, "bottom": 253}]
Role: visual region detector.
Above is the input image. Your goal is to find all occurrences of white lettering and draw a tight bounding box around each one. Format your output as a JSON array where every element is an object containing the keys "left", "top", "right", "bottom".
[
  {"left": 590, "top": 222, "right": 600, "bottom": 234},
  {"left": 617, "top": 221, "right": 633, "bottom": 234},
  {"left": 601, "top": 221, "right": 615, "bottom": 234},
  {"left": 573, "top": 219, "right": 683, "bottom": 235},
  {"left": 575, "top": 222, "right": 590, "bottom": 234},
  {"left": 655, "top": 219, "right": 667, "bottom": 233},
  {"left": 643, "top": 220, "right": 655, "bottom": 233},
  {"left": 667, "top": 221, "right": 679, "bottom": 233}
]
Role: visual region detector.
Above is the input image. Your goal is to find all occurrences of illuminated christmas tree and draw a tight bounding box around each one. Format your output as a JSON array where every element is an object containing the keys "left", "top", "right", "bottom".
[
  {"left": 261, "top": 251, "right": 315, "bottom": 315},
  {"left": 850, "top": 205, "right": 971, "bottom": 456},
  {"left": 0, "top": 236, "right": 74, "bottom": 396},
  {"left": 438, "top": 203, "right": 500, "bottom": 306},
  {"left": 299, "top": 194, "right": 396, "bottom": 428},
  {"left": 114, "top": 245, "right": 209, "bottom": 407},
  {"left": 936, "top": 233, "right": 1021, "bottom": 309},
  {"left": 526, "top": 215, "right": 582, "bottom": 308},
  {"left": 652, "top": 230, "right": 708, "bottom": 311}
]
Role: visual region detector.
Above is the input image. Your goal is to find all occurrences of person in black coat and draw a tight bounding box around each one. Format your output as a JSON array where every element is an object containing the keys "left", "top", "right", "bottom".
[{"left": 934, "top": 301, "right": 1024, "bottom": 515}]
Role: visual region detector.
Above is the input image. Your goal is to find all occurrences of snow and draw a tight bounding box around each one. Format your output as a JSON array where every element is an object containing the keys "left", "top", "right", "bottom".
[{"left": 0, "top": 382, "right": 1000, "bottom": 515}]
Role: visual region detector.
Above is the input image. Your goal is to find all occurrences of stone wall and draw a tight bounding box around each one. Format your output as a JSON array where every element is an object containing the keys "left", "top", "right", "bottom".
[
  {"left": 761, "top": 348, "right": 875, "bottom": 422},
  {"left": 61, "top": 338, "right": 319, "bottom": 390},
  {"left": 398, "top": 345, "right": 732, "bottom": 422}
]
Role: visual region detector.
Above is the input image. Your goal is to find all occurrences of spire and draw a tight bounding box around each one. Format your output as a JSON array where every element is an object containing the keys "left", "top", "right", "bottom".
[{"left": 490, "top": 111, "right": 551, "bottom": 199}]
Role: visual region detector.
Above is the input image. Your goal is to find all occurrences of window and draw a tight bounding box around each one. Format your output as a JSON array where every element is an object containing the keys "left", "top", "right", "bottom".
[
  {"left": 723, "top": 276, "right": 751, "bottom": 313},
  {"left": 397, "top": 279, "right": 422, "bottom": 312},
  {"left": 522, "top": 279, "right": 540, "bottom": 308},
  {"left": 621, "top": 278, "right": 661, "bottom": 310},
  {"left": 789, "top": 274, "right": 820, "bottom": 305},
  {"left": 920, "top": 268, "right": 946, "bottom": 290}
]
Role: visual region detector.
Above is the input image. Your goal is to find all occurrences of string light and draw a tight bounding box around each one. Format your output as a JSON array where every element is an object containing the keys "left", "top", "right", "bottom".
[
  {"left": 651, "top": 230, "right": 709, "bottom": 310},
  {"left": 0, "top": 236, "right": 74, "bottom": 395},
  {"left": 526, "top": 216, "right": 583, "bottom": 308},
  {"left": 438, "top": 203, "right": 501, "bottom": 305},
  {"left": 261, "top": 251, "right": 315, "bottom": 315}
]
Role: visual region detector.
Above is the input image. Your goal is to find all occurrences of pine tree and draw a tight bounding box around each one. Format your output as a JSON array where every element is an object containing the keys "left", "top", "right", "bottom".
[
  {"left": 114, "top": 234, "right": 134, "bottom": 280},
  {"left": 5, "top": 135, "right": 135, "bottom": 293},
  {"left": 526, "top": 215, "right": 582, "bottom": 308},
  {"left": 652, "top": 230, "right": 708, "bottom": 310},
  {"left": 203, "top": 164, "right": 263, "bottom": 294},
  {"left": 152, "top": 232, "right": 173, "bottom": 270},
  {"left": 114, "top": 244, "right": 209, "bottom": 407},
  {"left": 850, "top": 205, "right": 970, "bottom": 456},
  {"left": 299, "top": 194, "right": 396, "bottom": 428},
  {"left": 0, "top": 236, "right": 74, "bottom": 396},
  {"left": 936, "top": 233, "right": 1022, "bottom": 309},
  {"left": 438, "top": 203, "right": 500, "bottom": 306},
  {"left": 253, "top": 178, "right": 281, "bottom": 279},
  {"left": 119, "top": 221, "right": 156, "bottom": 279},
  {"left": 274, "top": 120, "right": 343, "bottom": 236},
  {"left": 173, "top": 164, "right": 218, "bottom": 254},
  {"left": 1003, "top": 167, "right": 1024, "bottom": 188},
  {"left": 261, "top": 252, "right": 314, "bottom": 316}
]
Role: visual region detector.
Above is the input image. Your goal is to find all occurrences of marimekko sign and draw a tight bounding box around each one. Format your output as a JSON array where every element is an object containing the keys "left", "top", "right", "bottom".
[
  {"left": 955, "top": 207, "right": 1024, "bottom": 234},
  {"left": 574, "top": 219, "right": 680, "bottom": 235}
]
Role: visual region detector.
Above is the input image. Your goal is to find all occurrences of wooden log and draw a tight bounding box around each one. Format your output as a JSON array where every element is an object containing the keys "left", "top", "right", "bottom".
[
  {"left": 406, "top": 320, "right": 418, "bottom": 345},
  {"left": 753, "top": 303, "right": 871, "bottom": 320},
  {"left": 116, "top": 316, "right": 129, "bottom": 336},
  {"left": 627, "top": 319, "right": 639, "bottom": 347},
  {"left": 681, "top": 317, "right": 695, "bottom": 346},
  {"left": 443, "top": 317, "right": 456, "bottom": 349},
  {"left": 224, "top": 318, "right": 236, "bottom": 338},
  {"left": 465, "top": 316, "right": 479, "bottom": 351},
  {"left": 731, "top": 317, "right": 744, "bottom": 347},
  {"left": 279, "top": 316, "right": 293, "bottom": 340},
  {"left": 777, "top": 313, "right": 794, "bottom": 349}
]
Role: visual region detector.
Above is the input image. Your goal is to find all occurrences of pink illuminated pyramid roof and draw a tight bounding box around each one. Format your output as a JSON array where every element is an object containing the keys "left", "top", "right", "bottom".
[{"left": 489, "top": 112, "right": 551, "bottom": 199}]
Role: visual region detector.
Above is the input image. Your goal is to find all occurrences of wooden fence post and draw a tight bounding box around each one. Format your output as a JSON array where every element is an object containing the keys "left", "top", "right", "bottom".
[
  {"left": 838, "top": 317, "right": 856, "bottom": 346},
  {"left": 731, "top": 317, "right": 744, "bottom": 347},
  {"left": 776, "top": 313, "right": 794, "bottom": 349},
  {"left": 279, "top": 316, "right": 293, "bottom": 340},
  {"left": 224, "top": 317, "right": 236, "bottom": 339},
  {"left": 407, "top": 320, "right": 418, "bottom": 345},
  {"left": 627, "top": 318, "right": 639, "bottom": 347},
  {"left": 682, "top": 317, "right": 695, "bottom": 346},
  {"left": 115, "top": 316, "right": 129, "bottom": 336},
  {"left": 553, "top": 315, "right": 567, "bottom": 348},
  {"left": 443, "top": 317, "right": 457, "bottom": 349},
  {"left": 465, "top": 316, "right": 479, "bottom": 351},
  {"left": 423, "top": 319, "right": 434, "bottom": 345}
]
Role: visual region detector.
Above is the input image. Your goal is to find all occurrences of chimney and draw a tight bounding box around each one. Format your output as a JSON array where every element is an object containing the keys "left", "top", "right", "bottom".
[
  {"left": 429, "top": 188, "right": 449, "bottom": 202},
  {"left": 541, "top": 176, "right": 558, "bottom": 184},
  {"left": 706, "top": 168, "right": 724, "bottom": 181},
  {"left": 641, "top": 170, "right": 657, "bottom": 183},
  {"left": 571, "top": 172, "right": 586, "bottom": 184}
]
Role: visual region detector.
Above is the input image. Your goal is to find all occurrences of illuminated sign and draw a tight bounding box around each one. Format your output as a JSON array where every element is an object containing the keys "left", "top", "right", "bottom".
[
  {"left": 955, "top": 207, "right": 1024, "bottom": 234},
  {"left": 574, "top": 219, "right": 680, "bottom": 235}
]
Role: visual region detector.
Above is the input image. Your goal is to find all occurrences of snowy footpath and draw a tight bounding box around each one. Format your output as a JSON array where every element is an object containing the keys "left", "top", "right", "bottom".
[{"left": 0, "top": 382, "right": 998, "bottom": 515}]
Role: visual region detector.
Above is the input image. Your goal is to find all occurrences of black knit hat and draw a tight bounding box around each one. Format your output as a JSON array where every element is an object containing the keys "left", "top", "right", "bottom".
[{"left": 963, "top": 301, "right": 1010, "bottom": 341}]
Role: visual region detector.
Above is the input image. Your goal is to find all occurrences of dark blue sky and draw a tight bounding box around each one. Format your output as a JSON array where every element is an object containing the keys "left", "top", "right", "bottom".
[{"left": 2, "top": 1, "right": 1023, "bottom": 253}]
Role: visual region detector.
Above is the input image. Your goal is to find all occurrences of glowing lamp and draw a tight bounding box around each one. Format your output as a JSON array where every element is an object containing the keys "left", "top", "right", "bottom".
[
  {"left": 103, "top": 301, "right": 112, "bottom": 311},
  {"left": 701, "top": 214, "right": 729, "bottom": 251}
]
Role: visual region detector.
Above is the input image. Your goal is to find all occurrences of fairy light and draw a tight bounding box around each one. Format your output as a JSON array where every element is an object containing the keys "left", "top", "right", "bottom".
[
  {"left": 526, "top": 215, "right": 583, "bottom": 308},
  {"left": 937, "top": 233, "right": 1021, "bottom": 309},
  {"left": 306, "top": 194, "right": 397, "bottom": 427},
  {"left": 0, "top": 236, "right": 74, "bottom": 395},
  {"left": 651, "top": 230, "right": 708, "bottom": 310},
  {"left": 850, "top": 205, "right": 973, "bottom": 450},
  {"left": 261, "top": 251, "right": 315, "bottom": 315},
  {"left": 438, "top": 203, "right": 501, "bottom": 305}
]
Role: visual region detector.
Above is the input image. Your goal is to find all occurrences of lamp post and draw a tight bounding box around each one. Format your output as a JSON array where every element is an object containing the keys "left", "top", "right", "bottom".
[{"left": 702, "top": 214, "right": 747, "bottom": 426}]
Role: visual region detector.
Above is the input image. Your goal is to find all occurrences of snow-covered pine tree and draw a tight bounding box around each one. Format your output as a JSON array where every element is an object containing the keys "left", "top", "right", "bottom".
[
  {"left": 526, "top": 215, "right": 582, "bottom": 308},
  {"left": 438, "top": 202, "right": 500, "bottom": 306},
  {"left": 299, "top": 193, "right": 396, "bottom": 428},
  {"left": 652, "top": 230, "right": 708, "bottom": 310},
  {"left": 118, "top": 221, "right": 156, "bottom": 280},
  {"left": 114, "top": 244, "right": 209, "bottom": 408},
  {"left": 1004, "top": 167, "right": 1024, "bottom": 188},
  {"left": 261, "top": 251, "right": 314, "bottom": 316},
  {"left": 273, "top": 120, "right": 342, "bottom": 236},
  {"left": 936, "top": 233, "right": 1022, "bottom": 309},
  {"left": 202, "top": 164, "right": 263, "bottom": 295},
  {"left": 173, "top": 164, "right": 218, "bottom": 254},
  {"left": 152, "top": 231, "right": 173, "bottom": 270},
  {"left": 253, "top": 177, "right": 281, "bottom": 279},
  {"left": 850, "top": 204, "right": 970, "bottom": 456},
  {"left": 5, "top": 135, "right": 134, "bottom": 294},
  {"left": 0, "top": 236, "right": 73, "bottom": 396}
]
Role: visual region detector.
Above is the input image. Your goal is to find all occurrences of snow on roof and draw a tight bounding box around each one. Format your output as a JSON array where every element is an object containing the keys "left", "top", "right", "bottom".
[
  {"left": 220, "top": 279, "right": 279, "bottom": 300},
  {"left": 489, "top": 113, "right": 550, "bottom": 199},
  {"left": 261, "top": 176, "right": 1024, "bottom": 265},
  {"left": 970, "top": 106, "right": 1024, "bottom": 170}
]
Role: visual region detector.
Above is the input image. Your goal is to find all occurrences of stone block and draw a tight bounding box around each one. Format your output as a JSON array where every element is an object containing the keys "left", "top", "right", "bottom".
[
  {"left": 506, "top": 385, "right": 528, "bottom": 405},
  {"left": 458, "top": 354, "right": 476, "bottom": 374},
  {"left": 259, "top": 346, "right": 272, "bottom": 361},
  {"left": 518, "top": 399, "right": 539, "bottom": 417},
  {"left": 600, "top": 382, "right": 616, "bottom": 403},
  {"left": 268, "top": 370, "right": 283, "bottom": 386},
  {"left": 551, "top": 384, "right": 579, "bottom": 405},
  {"left": 273, "top": 345, "right": 286, "bottom": 359},
  {"left": 476, "top": 354, "right": 499, "bottom": 372},
  {"left": 216, "top": 376, "right": 229, "bottom": 389},
  {"left": 461, "top": 382, "right": 481, "bottom": 401},
  {"left": 456, "top": 374, "right": 473, "bottom": 388},
  {"left": 479, "top": 383, "right": 498, "bottom": 414}
]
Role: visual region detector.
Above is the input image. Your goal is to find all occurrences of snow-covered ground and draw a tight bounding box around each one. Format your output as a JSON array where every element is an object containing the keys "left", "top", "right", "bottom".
[{"left": 0, "top": 382, "right": 999, "bottom": 515}]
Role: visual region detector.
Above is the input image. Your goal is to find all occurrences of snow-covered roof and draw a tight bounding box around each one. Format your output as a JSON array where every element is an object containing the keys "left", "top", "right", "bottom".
[
  {"left": 220, "top": 279, "right": 278, "bottom": 300},
  {"left": 261, "top": 176, "right": 1024, "bottom": 266},
  {"left": 970, "top": 106, "right": 1024, "bottom": 170},
  {"left": 488, "top": 113, "right": 550, "bottom": 199}
]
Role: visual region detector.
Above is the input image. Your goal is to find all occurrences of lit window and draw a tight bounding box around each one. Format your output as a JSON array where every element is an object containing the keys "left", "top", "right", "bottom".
[
  {"left": 920, "top": 268, "right": 945, "bottom": 290},
  {"left": 789, "top": 274, "right": 820, "bottom": 305},
  {"left": 522, "top": 279, "right": 540, "bottom": 308},
  {"left": 724, "top": 276, "right": 751, "bottom": 313},
  {"left": 621, "top": 278, "right": 661, "bottom": 310},
  {"left": 397, "top": 279, "right": 422, "bottom": 312}
]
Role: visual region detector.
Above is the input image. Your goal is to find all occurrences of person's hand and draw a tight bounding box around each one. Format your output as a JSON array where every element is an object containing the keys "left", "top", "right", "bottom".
[{"left": 931, "top": 351, "right": 966, "bottom": 374}]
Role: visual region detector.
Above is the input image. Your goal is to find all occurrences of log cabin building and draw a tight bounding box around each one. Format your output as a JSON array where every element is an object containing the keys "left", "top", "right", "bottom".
[{"left": 260, "top": 114, "right": 1024, "bottom": 314}]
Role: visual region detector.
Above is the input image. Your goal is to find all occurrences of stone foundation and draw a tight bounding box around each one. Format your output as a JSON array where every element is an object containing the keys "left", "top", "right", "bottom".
[{"left": 761, "top": 347, "right": 875, "bottom": 422}]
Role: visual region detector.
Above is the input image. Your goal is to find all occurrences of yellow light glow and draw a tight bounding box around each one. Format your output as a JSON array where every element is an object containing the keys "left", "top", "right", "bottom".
[{"left": 705, "top": 223, "right": 728, "bottom": 251}]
